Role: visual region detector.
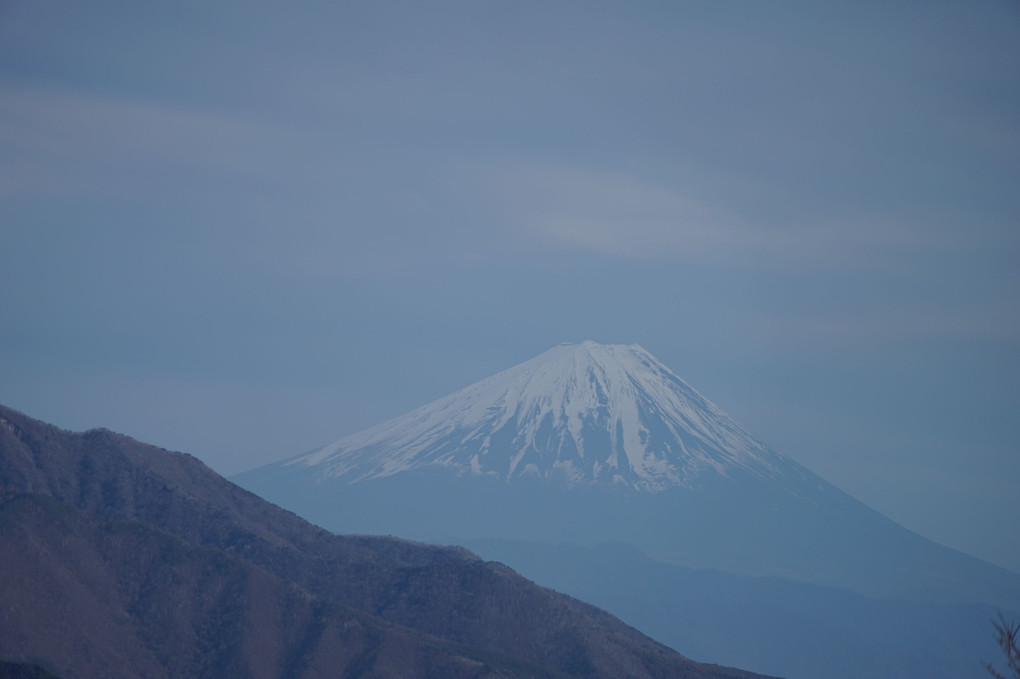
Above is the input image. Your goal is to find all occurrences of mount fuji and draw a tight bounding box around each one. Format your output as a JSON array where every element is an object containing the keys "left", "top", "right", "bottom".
[
  {"left": 286, "top": 341, "right": 805, "bottom": 491},
  {"left": 235, "top": 341, "right": 1020, "bottom": 610}
]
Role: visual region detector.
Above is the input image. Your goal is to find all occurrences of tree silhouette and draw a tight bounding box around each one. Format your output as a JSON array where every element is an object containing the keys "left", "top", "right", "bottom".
[{"left": 985, "top": 613, "right": 1020, "bottom": 679}]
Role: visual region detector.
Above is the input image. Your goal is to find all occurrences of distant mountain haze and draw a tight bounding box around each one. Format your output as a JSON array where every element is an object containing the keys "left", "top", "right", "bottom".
[
  {"left": 0, "top": 403, "right": 776, "bottom": 679},
  {"left": 460, "top": 538, "right": 1011, "bottom": 679},
  {"left": 235, "top": 342, "right": 1020, "bottom": 610}
]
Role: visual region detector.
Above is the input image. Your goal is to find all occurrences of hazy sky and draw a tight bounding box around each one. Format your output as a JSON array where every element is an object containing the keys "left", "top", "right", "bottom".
[{"left": 2, "top": 1, "right": 1018, "bottom": 572}]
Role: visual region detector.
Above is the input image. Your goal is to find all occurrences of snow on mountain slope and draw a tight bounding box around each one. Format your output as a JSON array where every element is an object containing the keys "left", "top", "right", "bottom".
[{"left": 286, "top": 341, "right": 807, "bottom": 491}]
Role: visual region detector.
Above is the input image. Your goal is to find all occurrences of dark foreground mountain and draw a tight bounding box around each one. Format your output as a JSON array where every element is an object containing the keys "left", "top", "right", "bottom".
[
  {"left": 0, "top": 403, "right": 774, "bottom": 679},
  {"left": 235, "top": 342, "right": 1020, "bottom": 610}
]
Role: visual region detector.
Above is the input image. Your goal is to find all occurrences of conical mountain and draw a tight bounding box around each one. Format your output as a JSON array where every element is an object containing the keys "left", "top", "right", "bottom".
[
  {"left": 235, "top": 342, "right": 1020, "bottom": 610},
  {"left": 282, "top": 341, "right": 811, "bottom": 492}
]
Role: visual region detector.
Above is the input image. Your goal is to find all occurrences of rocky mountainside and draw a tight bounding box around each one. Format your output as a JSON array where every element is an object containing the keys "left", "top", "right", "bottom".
[
  {"left": 0, "top": 403, "right": 775, "bottom": 679},
  {"left": 235, "top": 342, "right": 1020, "bottom": 610}
]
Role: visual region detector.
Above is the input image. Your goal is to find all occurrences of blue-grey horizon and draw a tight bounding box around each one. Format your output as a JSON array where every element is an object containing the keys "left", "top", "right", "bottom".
[{"left": 1, "top": 1, "right": 1018, "bottom": 573}]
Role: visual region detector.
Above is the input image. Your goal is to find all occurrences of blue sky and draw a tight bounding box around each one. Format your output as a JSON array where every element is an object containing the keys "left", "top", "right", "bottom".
[{"left": 1, "top": 1, "right": 1018, "bottom": 572}]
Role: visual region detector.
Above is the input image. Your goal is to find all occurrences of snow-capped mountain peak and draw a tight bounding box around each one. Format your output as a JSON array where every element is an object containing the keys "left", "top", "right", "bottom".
[
  {"left": 233, "top": 343, "right": 1020, "bottom": 615},
  {"left": 286, "top": 342, "right": 801, "bottom": 492}
]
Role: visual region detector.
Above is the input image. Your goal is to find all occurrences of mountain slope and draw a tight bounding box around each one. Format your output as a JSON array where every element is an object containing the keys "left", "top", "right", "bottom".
[
  {"left": 0, "top": 403, "right": 773, "bottom": 679},
  {"left": 235, "top": 342, "right": 1020, "bottom": 610},
  {"left": 1, "top": 494, "right": 517, "bottom": 679}
]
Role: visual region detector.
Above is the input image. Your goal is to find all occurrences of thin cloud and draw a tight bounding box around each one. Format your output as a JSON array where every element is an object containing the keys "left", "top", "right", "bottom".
[
  {"left": 481, "top": 161, "right": 959, "bottom": 271},
  {"left": 754, "top": 301, "right": 1020, "bottom": 346},
  {"left": 0, "top": 84, "right": 288, "bottom": 197}
]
